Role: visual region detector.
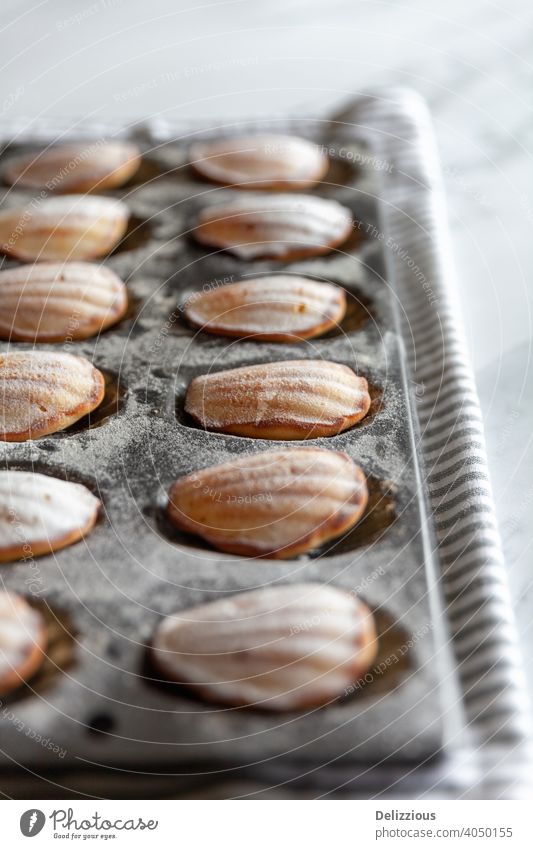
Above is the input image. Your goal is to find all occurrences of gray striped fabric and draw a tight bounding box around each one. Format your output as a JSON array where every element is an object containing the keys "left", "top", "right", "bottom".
[{"left": 343, "top": 91, "right": 531, "bottom": 794}]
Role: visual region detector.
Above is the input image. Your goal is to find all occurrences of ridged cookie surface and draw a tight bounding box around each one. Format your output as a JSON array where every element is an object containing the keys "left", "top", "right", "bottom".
[
  {"left": 166, "top": 448, "right": 368, "bottom": 557},
  {"left": 0, "top": 591, "right": 47, "bottom": 696},
  {"left": 0, "top": 195, "right": 129, "bottom": 262},
  {"left": 2, "top": 141, "right": 141, "bottom": 193},
  {"left": 0, "top": 262, "right": 128, "bottom": 342},
  {"left": 151, "top": 583, "right": 377, "bottom": 710},
  {"left": 0, "top": 351, "right": 105, "bottom": 441},
  {"left": 0, "top": 471, "right": 101, "bottom": 562},
  {"left": 185, "top": 360, "right": 370, "bottom": 439},
  {"left": 183, "top": 276, "right": 346, "bottom": 341},
  {"left": 190, "top": 134, "right": 328, "bottom": 190},
  {"left": 192, "top": 194, "right": 352, "bottom": 260}
]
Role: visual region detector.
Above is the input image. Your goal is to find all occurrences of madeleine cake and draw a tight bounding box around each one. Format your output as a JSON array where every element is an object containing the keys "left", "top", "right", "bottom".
[
  {"left": 0, "top": 195, "right": 129, "bottom": 262},
  {"left": 0, "top": 471, "right": 101, "bottom": 562},
  {"left": 190, "top": 134, "right": 328, "bottom": 190},
  {"left": 166, "top": 447, "right": 368, "bottom": 558},
  {"left": 0, "top": 262, "right": 128, "bottom": 342},
  {"left": 151, "top": 583, "right": 377, "bottom": 710},
  {"left": 0, "top": 351, "right": 105, "bottom": 441},
  {"left": 2, "top": 140, "right": 141, "bottom": 193},
  {"left": 185, "top": 360, "right": 370, "bottom": 439},
  {"left": 192, "top": 194, "right": 353, "bottom": 260},
  {"left": 0, "top": 591, "right": 47, "bottom": 696},
  {"left": 183, "top": 276, "right": 346, "bottom": 341}
]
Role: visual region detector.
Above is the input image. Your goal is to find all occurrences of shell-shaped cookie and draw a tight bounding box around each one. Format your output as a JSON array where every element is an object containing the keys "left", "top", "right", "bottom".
[
  {"left": 185, "top": 360, "right": 371, "bottom": 439},
  {"left": 190, "top": 134, "right": 328, "bottom": 190},
  {"left": 0, "top": 351, "right": 105, "bottom": 441},
  {"left": 192, "top": 194, "right": 353, "bottom": 260},
  {"left": 0, "top": 471, "right": 101, "bottom": 563},
  {"left": 2, "top": 140, "right": 141, "bottom": 193},
  {"left": 0, "top": 262, "right": 128, "bottom": 342},
  {"left": 166, "top": 447, "right": 368, "bottom": 558},
  {"left": 0, "top": 195, "right": 129, "bottom": 262},
  {"left": 183, "top": 276, "right": 346, "bottom": 342},
  {"left": 0, "top": 591, "right": 47, "bottom": 696},
  {"left": 151, "top": 583, "right": 377, "bottom": 710}
]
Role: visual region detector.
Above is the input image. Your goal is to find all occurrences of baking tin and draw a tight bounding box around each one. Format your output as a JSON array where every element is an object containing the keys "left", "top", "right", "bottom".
[{"left": 1, "top": 95, "right": 523, "bottom": 798}]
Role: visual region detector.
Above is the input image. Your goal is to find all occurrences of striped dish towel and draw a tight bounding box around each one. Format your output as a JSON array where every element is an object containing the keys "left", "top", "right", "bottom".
[{"left": 341, "top": 90, "right": 531, "bottom": 797}]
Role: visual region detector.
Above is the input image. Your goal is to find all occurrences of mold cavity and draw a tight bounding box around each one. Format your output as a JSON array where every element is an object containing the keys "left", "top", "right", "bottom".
[
  {"left": 124, "top": 156, "right": 164, "bottom": 188},
  {"left": 59, "top": 369, "right": 126, "bottom": 436},
  {"left": 340, "top": 610, "right": 411, "bottom": 701},
  {"left": 174, "top": 375, "right": 383, "bottom": 437},
  {"left": 1, "top": 602, "right": 76, "bottom": 706},
  {"left": 111, "top": 215, "right": 151, "bottom": 255},
  {"left": 324, "top": 289, "right": 375, "bottom": 337},
  {"left": 313, "top": 476, "right": 397, "bottom": 558},
  {"left": 87, "top": 713, "right": 115, "bottom": 737},
  {"left": 147, "top": 475, "right": 396, "bottom": 560},
  {"left": 323, "top": 154, "right": 359, "bottom": 189},
  {"left": 173, "top": 286, "right": 375, "bottom": 340},
  {"left": 103, "top": 292, "right": 144, "bottom": 338},
  {"left": 356, "top": 379, "right": 383, "bottom": 429},
  {"left": 6, "top": 462, "right": 104, "bottom": 501},
  {"left": 142, "top": 605, "right": 411, "bottom": 709}
]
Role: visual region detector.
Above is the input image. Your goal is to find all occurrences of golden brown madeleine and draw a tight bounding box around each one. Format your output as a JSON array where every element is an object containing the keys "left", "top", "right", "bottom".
[
  {"left": 2, "top": 140, "right": 141, "bottom": 193},
  {"left": 0, "top": 591, "right": 47, "bottom": 696},
  {"left": 0, "top": 195, "right": 129, "bottom": 262},
  {"left": 151, "top": 583, "right": 377, "bottom": 710},
  {"left": 183, "top": 276, "right": 346, "bottom": 342},
  {"left": 190, "top": 134, "right": 328, "bottom": 190},
  {"left": 166, "top": 447, "right": 368, "bottom": 558},
  {"left": 0, "top": 262, "right": 128, "bottom": 342},
  {"left": 0, "top": 351, "right": 105, "bottom": 441},
  {"left": 0, "top": 471, "right": 101, "bottom": 563},
  {"left": 192, "top": 194, "right": 353, "bottom": 261},
  {"left": 186, "top": 360, "right": 370, "bottom": 439}
]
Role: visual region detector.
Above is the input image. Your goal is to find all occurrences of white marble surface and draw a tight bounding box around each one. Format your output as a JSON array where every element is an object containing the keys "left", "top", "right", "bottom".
[{"left": 1, "top": 0, "right": 532, "bottom": 702}]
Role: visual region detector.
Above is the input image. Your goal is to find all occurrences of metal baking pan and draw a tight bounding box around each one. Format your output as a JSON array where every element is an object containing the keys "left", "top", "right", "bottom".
[{"left": 0, "top": 114, "right": 463, "bottom": 790}]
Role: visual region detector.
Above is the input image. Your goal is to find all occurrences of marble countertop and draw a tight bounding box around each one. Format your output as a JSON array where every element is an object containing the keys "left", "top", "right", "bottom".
[{"left": 1, "top": 0, "right": 532, "bottom": 708}]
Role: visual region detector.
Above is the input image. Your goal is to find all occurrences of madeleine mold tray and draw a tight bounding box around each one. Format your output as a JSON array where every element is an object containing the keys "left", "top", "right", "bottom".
[{"left": 0, "top": 111, "right": 463, "bottom": 793}]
